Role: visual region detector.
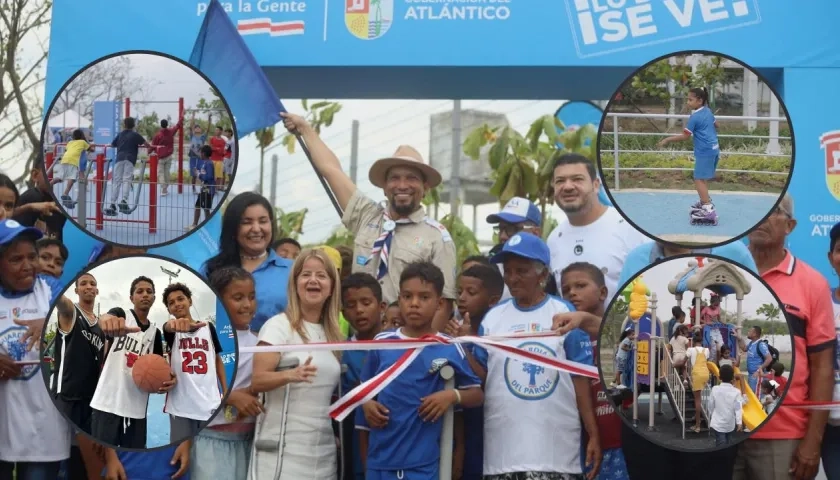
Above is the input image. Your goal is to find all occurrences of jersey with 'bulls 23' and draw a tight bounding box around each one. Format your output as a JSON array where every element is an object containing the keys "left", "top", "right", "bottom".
[
  {"left": 164, "top": 323, "right": 223, "bottom": 421},
  {"left": 51, "top": 304, "right": 106, "bottom": 401},
  {"left": 90, "top": 308, "right": 163, "bottom": 419}
]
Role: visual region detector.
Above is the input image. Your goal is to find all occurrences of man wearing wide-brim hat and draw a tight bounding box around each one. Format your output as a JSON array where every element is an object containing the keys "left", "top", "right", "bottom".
[{"left": 281, "top": 113, "right": 457, "bottom": 330}]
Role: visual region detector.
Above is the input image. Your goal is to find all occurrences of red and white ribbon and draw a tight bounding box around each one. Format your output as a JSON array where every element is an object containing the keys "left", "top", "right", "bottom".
[{"left": 240, "top": 332, "right": 599, "bottom": 421}]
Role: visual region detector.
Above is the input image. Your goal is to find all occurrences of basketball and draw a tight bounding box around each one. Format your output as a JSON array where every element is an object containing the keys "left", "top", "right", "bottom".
[{"left": 132, "top": 354, "right": 172, "bottom": 393}]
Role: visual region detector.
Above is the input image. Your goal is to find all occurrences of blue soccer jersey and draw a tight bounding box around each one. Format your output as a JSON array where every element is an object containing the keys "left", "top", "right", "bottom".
[
  {"left": 355, "top": 330, "right": 481, "bottom": 471},
  {"left": 116, "top": 446, "right": 189, "bottom": 480},
  {"left": 684, "top": 106, "right": 719, "bottom": 157}
]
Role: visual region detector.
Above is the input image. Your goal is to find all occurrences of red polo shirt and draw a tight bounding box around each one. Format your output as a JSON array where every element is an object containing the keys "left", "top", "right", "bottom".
[{"left": 752, "top": 251, "right": 836, "bottom": 440}]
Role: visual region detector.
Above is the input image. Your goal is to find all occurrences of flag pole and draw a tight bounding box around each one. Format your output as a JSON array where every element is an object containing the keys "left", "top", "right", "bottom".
[{"left": 295, "top": 134, "right": 343, "bottom": 218}]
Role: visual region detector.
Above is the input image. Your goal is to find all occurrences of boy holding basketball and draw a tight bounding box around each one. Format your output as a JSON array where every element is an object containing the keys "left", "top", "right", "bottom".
[
  {"left": 161, "top": 282, "right": 226, "bottom": 440},
  {"left": 356, "top": 262, "right": 483, "bottom": 479},
  {"left": 91, "top": 276, "right": 172, "bottom": 449}
]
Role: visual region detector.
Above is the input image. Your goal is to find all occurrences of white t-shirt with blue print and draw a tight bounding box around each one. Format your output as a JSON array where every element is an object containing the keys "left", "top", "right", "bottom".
[
  {"left": 685, "top": 106, "right": 720, "bottom": 158},
  {"left": 0, "top": 275, "right": 72, "bottom": 462},
  {"left": 474, "top": 295, "right": 593, "bottom": 475}
]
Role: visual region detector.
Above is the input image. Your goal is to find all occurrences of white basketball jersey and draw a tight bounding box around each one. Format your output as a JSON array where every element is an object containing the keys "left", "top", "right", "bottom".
[
  {"left": 0, "top": 277, "right": 72, "bottom": 462},
  {"left": 164, "top": 324, "right": 221, "bottom": 421},
  {"left": 480, "top": 296, "right": 586, "bottom": 475},
  {"left": 90, "top": 309, "right": 159, "bottom": 419}
]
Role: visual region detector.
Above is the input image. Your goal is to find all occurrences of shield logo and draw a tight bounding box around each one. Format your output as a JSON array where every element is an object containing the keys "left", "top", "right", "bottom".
[
  {"left": 821, "top": 130, "right": 840, "bottom": 201},
  {"left": 345, "top": 0, "right": 393, "bottom": 40}
]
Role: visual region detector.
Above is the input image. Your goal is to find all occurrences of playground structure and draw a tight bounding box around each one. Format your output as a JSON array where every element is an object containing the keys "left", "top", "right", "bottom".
[
  {"left": 45, "top": 143, "right": 160, "bottom": 236},
  {"left": 619, "top": 258, "right": 767, "bottom": 441}
]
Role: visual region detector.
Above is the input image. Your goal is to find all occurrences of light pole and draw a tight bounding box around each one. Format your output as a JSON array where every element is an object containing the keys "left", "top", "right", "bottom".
[{"left": 160, "top": 266, "right": 181, "bottom": 285}]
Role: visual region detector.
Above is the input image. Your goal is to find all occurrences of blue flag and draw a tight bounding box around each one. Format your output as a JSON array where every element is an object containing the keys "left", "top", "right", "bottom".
[{"left": 190, "top": 0, "right": 285, "bottom": 137}]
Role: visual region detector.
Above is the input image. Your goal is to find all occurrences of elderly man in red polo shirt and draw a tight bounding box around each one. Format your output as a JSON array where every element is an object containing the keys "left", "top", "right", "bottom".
[{"left": 739, "top": 193, "right": 835, "bottom": 480}]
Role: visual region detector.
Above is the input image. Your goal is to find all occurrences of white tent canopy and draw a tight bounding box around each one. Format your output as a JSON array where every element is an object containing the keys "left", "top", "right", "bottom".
[{"left": 47, "top": 109, "right": 92, "bottom": 129}]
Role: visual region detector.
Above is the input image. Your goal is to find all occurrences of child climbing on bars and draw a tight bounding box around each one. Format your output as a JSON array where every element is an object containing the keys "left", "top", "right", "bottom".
[{"left": 656, "top": 87, "right": 720, "bottom": 226}]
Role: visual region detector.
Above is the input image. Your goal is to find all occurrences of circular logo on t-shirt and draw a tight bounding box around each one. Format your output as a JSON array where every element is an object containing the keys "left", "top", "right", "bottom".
[
  {"left": 509, "top": 235, "right": 522, "bottom": 246},
  {"left": 0, "top": 328, "right": 38, "bottom": 380},
  {"left": 574, "top": 245, "right": 583, "bottom": 256},
  {"left": 503, "top": 341, "right": 559, "bottom": 400}
]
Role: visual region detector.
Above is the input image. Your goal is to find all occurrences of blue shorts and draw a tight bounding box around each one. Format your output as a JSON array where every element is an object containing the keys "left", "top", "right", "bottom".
[
  {"left": 189, "top": 156, "right": 200, "bottom": 174},
  {"left": 582, "top": 447, "right": 629, "bottom": 480},
  {"left": 367, "top": 462, "right": 438, "bottom": 480},
  {"left": 693, "top": 153, "right": 719, "bottom": 180}
]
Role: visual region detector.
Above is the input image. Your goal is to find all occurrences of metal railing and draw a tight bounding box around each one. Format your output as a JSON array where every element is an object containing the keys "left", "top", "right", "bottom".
[
  {"left": 655, "top": 337, "right": 687, "bottom": 439},
  {"left": 602, "top": 112, "right": 792, "bottom": 190}
]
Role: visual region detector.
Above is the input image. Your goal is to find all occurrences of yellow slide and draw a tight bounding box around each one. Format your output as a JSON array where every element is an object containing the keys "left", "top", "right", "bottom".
[{"left": 706, "top": 362, "right": 768, "bottom": 430}]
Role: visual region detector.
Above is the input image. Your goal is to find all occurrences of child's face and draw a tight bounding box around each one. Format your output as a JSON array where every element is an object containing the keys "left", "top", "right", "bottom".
[
  {"left": 830, "top": 240, "right": 840, "bottom": 277},
  {"left": 686, "top": 92, "right": 702, "bottom": 110},
  {"left": 38, "top": 244, "right": 65, "bottom": 278},
  {"left": 560, "top": 270, "right": 606, "bottom": 315},
  {"left": 222, "top": 278, "right": 256, "bottom": 330},
  {"left": 384, "top": 306, "right": 401, "bottom": 329},
  {"left": 342, "top": 287, "right": 382, "bottom": 336},
  {"left": 215, "top": 127, "right": 223, "bottom": 136},
  {"left": 275, "top": 243, "right": 300, "bottom": 260},
  {"left": 166, "top": 290, "right": 193, "bottom": 318},
  {"left": 0, "top": 186, "right": 16, "bottom": 221},
  {"left": 457, "top": 275, "right": 491, "bottom": 321},
  {"left": 131, "top": 280, "right": 155, "bottom": 311},
  {"left": 398, "top": 278, "right": 441, "bottom": 331},
  {"left": 194, "top": 126, "right": 203, "bottom": 135}
]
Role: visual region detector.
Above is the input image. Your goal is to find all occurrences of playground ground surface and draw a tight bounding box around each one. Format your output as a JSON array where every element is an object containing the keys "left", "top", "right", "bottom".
[{"left": 610, "top": 189, "right": 779, "bottom": 245}]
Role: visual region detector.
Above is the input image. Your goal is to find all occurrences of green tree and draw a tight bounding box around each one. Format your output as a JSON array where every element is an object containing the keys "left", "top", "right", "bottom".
[
  {"left": 255, "top": 126, "right": 275, "bottom": 194},
  {"left": 278, "top": 100, "right": 342, "bottom": 154},
  {"left": 463, "top": 115, "right": 597, "bottom": 231},
  {"left": 422, "top": 185, "right": 480, "bottom": 265},
  {"left": 627, "top": 55, "right": 733, "bottom": 109},
  {"left": 755, "top": 302, "right": 781, "bottom": 323},
  {"left": 275, "top": 207, "right": 308, "bottom": 240},
  {"left": 322, "top": 227, "right": 355, "bottom": 248}
]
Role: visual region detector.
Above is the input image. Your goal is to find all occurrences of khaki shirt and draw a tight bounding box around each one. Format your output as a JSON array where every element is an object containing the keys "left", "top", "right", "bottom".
[{"left": 342, "top": 189, "right": 457, "bottom": 303}]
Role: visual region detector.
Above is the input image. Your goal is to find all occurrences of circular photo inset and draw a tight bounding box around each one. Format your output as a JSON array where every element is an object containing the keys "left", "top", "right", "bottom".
[
  {"left": 598, "top": 255, "right": 795, "bottom": 452},
  {"left": 597, "top": 51, "right": 793, "bottom": 247},
  {"left": 41, "top": 255, "right": 236, "bottom": 450},
  {"left": 41, "top": 51, "right": 237, "bottom": 248}
]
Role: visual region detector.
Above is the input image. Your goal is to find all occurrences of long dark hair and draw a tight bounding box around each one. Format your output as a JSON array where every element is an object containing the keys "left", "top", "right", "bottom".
[{"left": 203, "top": 192, "right": 276, "bottom": 277}]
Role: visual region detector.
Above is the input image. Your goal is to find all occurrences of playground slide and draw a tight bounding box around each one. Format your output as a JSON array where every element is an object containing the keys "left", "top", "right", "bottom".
[{"left": 707, "top": 362, "right": 767, "bottom": 430}]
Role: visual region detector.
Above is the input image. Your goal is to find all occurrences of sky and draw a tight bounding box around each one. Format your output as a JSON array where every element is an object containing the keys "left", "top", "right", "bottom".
[
  {"left": 47, "top": 257, "right": 216, "bottom": 330},
  {"left": 621, "top": 256, "right": 783, "bottom": 320}
]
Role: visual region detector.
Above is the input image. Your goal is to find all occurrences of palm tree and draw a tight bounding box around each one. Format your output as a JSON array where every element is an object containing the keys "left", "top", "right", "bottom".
[{"left": 275, "top": 207, "right": 308, "bottom": 240}]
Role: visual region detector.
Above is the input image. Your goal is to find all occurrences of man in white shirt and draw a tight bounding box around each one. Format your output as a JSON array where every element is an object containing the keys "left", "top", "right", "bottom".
[
  {"left": 546, "top": 153, "right": 648, "bottom": 310},
  {"left": 485, "top": 196, "right": 542, "bottom": 301}
]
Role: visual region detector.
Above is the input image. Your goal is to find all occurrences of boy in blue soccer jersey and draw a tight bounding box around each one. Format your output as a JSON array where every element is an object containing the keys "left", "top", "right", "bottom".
[
  {"left": 342, "top": 272, "right": 386, "bottom": 480},
  {"left": 356, "top": 261, "right": 484, "bottom": 480},
  {"left": 656, "top": 87, "right": 720, "bottom": 225}
]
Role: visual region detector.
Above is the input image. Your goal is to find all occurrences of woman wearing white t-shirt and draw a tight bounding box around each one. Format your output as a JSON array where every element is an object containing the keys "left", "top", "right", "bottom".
[
  {"left": 192, "top": 267, "right": 263, "bottom": 480},
  {"left": 0, "top": 219, "right": 72, "bottom": 479},
  {"left": 249, "top": 249, "right": 342, "bottom": 480},
  {"left": 686, "top": 331, "right": 711, "bottom": 433},
  {"left": 823, "top": 222, "right": 840, "bottom": 478}
]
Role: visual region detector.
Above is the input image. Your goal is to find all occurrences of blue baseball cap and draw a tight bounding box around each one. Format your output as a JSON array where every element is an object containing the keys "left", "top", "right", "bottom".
[
  {"left": 486, "top": 197, "right": 541, "bottom": 225},
  {"left": 0, "top": 219, "right": 43, "bottom": 246},
  {"left": 489, "top": 232, "right": 550, "bottom": 267}
]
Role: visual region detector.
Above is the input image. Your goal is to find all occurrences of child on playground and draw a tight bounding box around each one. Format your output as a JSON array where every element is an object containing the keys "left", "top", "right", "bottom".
[
  {"left": 656, "top": 86, "right": 720, "bottom": 224},
  {"left": 686, "top": 331, "right": 711, "bottom": 433},
  {"left": 760, "top": 379, "right": 780, "bottom": 414},
  {"left": 106, "top": 117, "right": 151, "bottom": 216},
  {"left": 356, "top": 261, "right": 483, "bottom": 479},
  {"left": 707, "top": 364, "right": 744, "bottom": 446},
  {"left": 560, "top": 262, "right": 630, "bottom": 480},
  {"left": 151, "top": 117, "right": 183, "bottom": 197},
  {"left": 341, "top": 272, "right": 386, "bottom": 480},
  {"left": 769, "top": 361, "right": 788, "bottom": 393},
  {"left": 614, "top": 328, "right": 634, "bottom": 388},
  {"left": 188, "top": 117, "right": 207, "bottom": 193},
  {"left": 51, "top": 129, "right": 95, "bottom": 209},
  {"left": 187, "top": 145, "right": 216, "bottom": 232},
  {"left": 161, "top": 282, "right": 227, "bottom": 440},
  {"left": 223, "top": 127, "right": 235, "bottom": 191},
  {"left": 209, "top": 126, "right": 227, "bottom": 192},
  {"left": 701, "top": 294, "right": 722, "bottom": 324},
  {"left": 718, "top": 345, "right": 735, "bottom": 368},
  {"left": 192, "top": 267, "right": 262, "bottom": 480},
  {"left": 442, "top": 264, "right": 504, "bottom": 480}
]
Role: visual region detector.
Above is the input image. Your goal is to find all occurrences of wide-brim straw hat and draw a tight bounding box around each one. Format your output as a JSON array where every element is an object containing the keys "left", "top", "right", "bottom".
[{"left": 368, "top": 145, "right": 442, "bottom": 189}]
